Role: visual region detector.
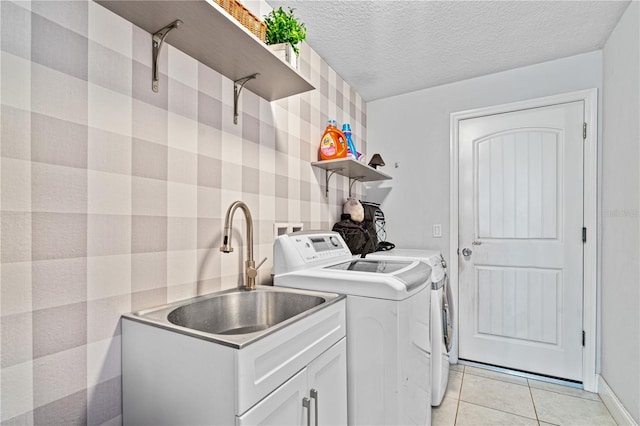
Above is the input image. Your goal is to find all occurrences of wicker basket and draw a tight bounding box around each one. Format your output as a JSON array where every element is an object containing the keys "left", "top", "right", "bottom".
[{"left": 214, "top": 0, "right": 266, "bottom": 42}]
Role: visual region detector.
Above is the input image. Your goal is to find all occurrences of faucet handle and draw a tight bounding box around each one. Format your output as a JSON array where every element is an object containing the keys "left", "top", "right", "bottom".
[
  {"left": 256, "top": 257, "right": 268, "bottom": 270},
  {"left": 247, "top": 257, "right": 268, "bottom": 279}
]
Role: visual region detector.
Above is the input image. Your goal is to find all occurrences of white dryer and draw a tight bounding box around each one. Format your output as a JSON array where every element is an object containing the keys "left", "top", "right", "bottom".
[
  {"left": 368, "top": 249, "right": 453, "bottom": 407},
  {"left": 274, "top": 232, "right": 432, "bottom": 426}
]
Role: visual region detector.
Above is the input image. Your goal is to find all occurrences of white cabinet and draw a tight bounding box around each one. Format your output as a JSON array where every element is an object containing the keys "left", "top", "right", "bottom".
[
  {"left": 122, "top": 298, "right": 346, "bottom": 426},
  {"left": 237, "top": 338, "right": 347, "bottom": 426}
]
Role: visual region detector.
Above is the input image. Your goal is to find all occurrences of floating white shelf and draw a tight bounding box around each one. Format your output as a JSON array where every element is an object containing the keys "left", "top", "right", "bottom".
[
  {"left": 311, "top": 158, "right": 392, "bottom": 197},
  {"left": 96, "top": 0, "right": 315, "bottom": 101}
]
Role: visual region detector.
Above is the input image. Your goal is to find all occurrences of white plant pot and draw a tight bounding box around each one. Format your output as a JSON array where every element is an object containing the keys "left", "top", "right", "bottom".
[{"left": 269, "top": 43, "right": 298, "bottom": 70}]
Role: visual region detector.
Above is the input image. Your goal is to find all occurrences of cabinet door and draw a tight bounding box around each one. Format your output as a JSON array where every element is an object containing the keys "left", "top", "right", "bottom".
[
  {"left": 307, "top": 338, "right": 348, "bottom": 426},
  {"left": 237, "top": 369, "right": 307, "bottom": 426}
]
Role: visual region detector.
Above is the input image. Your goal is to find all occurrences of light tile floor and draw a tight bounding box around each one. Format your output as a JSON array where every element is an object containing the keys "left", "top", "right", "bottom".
[{"left": 432, "top": 364, "right": 618, "bottom": 426}]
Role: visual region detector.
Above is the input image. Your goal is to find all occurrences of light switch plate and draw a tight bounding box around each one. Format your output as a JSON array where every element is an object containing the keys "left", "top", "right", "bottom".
[{"left": 433, "top": 224, "right": 442, "bottom": 238}]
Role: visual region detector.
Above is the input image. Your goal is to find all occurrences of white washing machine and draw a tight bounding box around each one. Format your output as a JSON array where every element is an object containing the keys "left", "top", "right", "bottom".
[
  {"left": 274, "top": 232, "right": 432, "bottom": 426},
  {"left": 368, "top": 249, "right": 453, "bottom": 407}
]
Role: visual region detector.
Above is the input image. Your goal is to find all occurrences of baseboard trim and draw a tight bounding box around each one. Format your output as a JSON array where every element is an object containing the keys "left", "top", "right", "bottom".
[{"left": 598, "top": 375, "right": 638, "bottom": 425}]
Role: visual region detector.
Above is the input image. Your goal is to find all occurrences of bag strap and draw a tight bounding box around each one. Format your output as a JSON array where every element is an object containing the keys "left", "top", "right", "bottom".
[{"left": 359, "top": 226, "right": 376, "bottom": 258}]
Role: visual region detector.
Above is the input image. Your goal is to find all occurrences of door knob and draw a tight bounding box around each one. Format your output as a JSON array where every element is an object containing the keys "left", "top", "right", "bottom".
[{"left": 461, "top": 247, "right": 472, "bottom": 257}]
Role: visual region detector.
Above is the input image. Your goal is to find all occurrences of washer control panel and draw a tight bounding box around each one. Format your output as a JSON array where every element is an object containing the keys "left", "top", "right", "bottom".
[
  {"left": 274, "top": 231, "right": 352, "bottom": 274},
  {"left": 292, "top": 233, "right": 349, "bottom": 261}
]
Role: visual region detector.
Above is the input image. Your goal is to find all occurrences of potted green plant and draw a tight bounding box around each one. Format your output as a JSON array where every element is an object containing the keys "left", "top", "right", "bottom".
[{"left": 264, "top": 6, "right": 306, "bottom": 69}]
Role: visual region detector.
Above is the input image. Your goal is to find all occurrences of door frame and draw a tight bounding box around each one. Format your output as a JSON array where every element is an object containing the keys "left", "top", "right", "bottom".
[{"left": 449, "top": 89, "right": 598, "bottom": 392}]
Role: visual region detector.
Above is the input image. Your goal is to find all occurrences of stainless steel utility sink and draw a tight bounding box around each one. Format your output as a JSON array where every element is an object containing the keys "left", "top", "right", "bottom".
[
  {"left": 122, "top": 286, "right": 344, "bottom": 348},
  {"left": 167, "top": 290, "right": 325, "bottom": 335}
]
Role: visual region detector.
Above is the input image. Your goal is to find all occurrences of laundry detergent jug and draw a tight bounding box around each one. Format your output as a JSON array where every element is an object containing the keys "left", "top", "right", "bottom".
[{"left": 318, "top": 120, "right": 348, "bottom": 160}]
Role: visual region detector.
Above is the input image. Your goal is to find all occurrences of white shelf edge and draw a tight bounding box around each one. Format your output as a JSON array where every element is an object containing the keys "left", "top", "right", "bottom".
[
  {"left": 96, "top": 0, "right": 315, "bottom": 101},
  {"left": 312, "top": 158, "right": 392, "bottom": 198},
  {"left": 311, "top": 158, "right": 392, "bottom": 182}
]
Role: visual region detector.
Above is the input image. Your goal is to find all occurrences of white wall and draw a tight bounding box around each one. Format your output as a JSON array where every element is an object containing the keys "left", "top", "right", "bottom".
[
  {"left": 601, "top": 2, "right": 640, "bottom": 423},
  {"left": 366, "top": 51, "right": 602, "bottom": 258}
]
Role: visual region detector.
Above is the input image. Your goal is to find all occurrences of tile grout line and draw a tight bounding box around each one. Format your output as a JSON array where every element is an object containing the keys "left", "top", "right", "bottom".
[
  {"left": 528, "top": 384, "right": 619, "bottom": 425},
  {"left": 457, "top": 368, "right": 540, "bottom": 423},
  {"left": 526, "top": 378, "right": 542, "bottom": 424},
  {"left": 458, "top": 400, "right": 540, "bottom": 423},
  {"left": 453, "top": 366, "right": 465, "bottom": 425},
  {"left": 529, "top": 384, "right": 604, "bottom": 402},
  {"left": 464, "top": 372, "right": 530, "bottom": 388}
]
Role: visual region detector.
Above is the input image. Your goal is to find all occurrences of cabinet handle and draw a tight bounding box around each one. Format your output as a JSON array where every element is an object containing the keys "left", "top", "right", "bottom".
[
  {"left": 302, "top": 397, "right": 311, "bottom": 426},
  {"left": 310, "top": 389, "right": 318, "bottom": 426}
]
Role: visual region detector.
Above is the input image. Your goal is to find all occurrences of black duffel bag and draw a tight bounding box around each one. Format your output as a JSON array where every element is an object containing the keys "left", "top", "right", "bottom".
[{"left": 332, "top": 216, "right": 377, "bottom": 256}]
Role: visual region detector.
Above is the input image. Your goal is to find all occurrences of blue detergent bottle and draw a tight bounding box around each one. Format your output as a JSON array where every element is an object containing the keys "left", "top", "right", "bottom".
[{"left": 342, "top": 123, "right": 359, "bottom": 159}]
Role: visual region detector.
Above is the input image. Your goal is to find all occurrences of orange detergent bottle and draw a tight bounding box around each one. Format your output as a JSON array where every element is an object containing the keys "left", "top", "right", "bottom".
[{"left": 318, "top": 120, "right": 348, "bottom": 160}]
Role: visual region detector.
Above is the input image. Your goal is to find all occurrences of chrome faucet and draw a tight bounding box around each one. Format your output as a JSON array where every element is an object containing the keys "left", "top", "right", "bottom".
[{"left": 220, "top": 201, "right": 266, "bottom": 290}]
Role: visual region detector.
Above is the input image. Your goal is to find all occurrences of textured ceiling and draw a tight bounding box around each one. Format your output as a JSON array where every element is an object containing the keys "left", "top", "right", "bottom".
[{"left": 266, "top": 0, "right": 630, "bottom": 101}]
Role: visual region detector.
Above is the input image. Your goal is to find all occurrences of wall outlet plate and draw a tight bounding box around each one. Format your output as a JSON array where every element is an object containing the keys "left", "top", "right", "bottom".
[
  {"left": 274, "top": 223, "right": 304, "bottom": 239},
  {"left": 433, "top": 224, "right": 442, "bottom": 238}
]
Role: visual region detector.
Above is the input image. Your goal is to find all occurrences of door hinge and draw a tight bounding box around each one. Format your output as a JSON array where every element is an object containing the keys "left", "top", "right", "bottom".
[
  {"left": 582, "top": 227, "right": 587, "bottom": 243},
  {"left": 582, "top": 330, "right": 585, "bottom": 347},
  {"left": 583, "top": 122, "right": 587, "bottom": 140}
]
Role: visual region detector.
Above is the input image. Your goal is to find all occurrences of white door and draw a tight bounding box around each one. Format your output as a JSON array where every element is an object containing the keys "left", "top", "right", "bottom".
[{"left": 458, "top": 101, "right": 584, "bottom": 381}]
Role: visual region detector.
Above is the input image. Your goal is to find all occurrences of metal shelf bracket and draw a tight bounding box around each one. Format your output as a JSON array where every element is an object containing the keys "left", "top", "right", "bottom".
[
  {"left": 324, "top": 168, "right": 343, "bottom": 197},
  {"left": 152, "top": 20, "right": 182, "bottom": 93},
  {"left": 349, "top": 176, "right": 365, "bottom": 197},
  {"left": 234, "top": 73, "right": 259, "bottom": 124}
]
